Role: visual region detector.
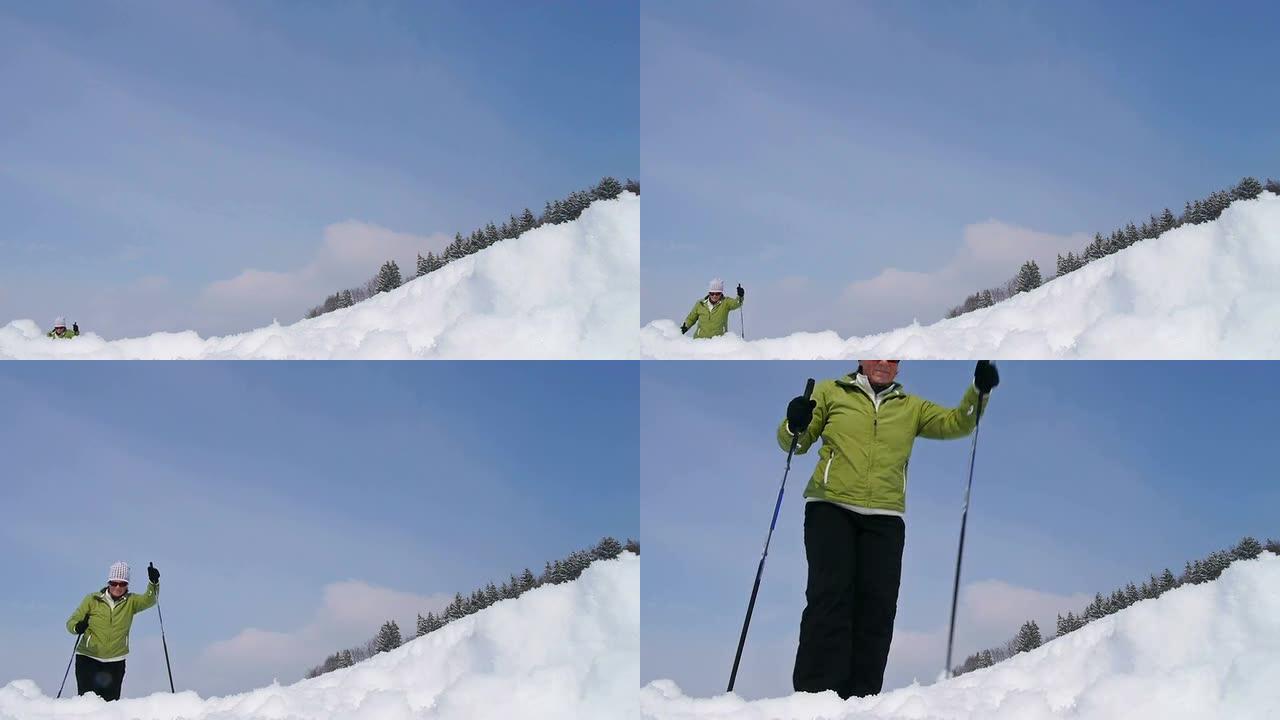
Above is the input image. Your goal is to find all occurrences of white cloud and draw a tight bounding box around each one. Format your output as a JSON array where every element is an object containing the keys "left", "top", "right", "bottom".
[
  {"left": 836, "top": 220, "right": 1089, "bottom": 334},
  {"left": 198, "top": 221, "right": 450, "bottom": 329},
  {"left": 196, "top": 580, "right": 449, "bottom": 695},
  {"left": 885, "top": 579, "right": 1090, "bottom": 688}
]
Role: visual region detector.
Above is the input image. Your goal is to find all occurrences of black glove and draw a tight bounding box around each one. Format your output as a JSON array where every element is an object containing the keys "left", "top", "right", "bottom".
[
  {"left": 680, "top": 323, "right": 689, "bottom": 335},
  {"left": 148, "top": 562, "right": 160, "bottom": 584},
  {"left": 74, "top": 616, "right": 89, "bottom": 634},
  {"left": 974, "top": 360, "right": 999, "bottom": 394},
  {"left": 72, "top": 322, "right": 79, "bottom": 334},
  {"left": 737, "top": 284, "right": 745, "bottom": 300},
  {"left": 786, "top": 396, "right": 816, "bottom": 434}
]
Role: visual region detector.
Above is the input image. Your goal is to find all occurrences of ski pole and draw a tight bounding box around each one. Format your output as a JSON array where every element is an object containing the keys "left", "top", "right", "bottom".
[
  {"left": 56, "top": 633, "right": 81, "bottom": 698},
  {"left": 738, "top": 284, "right": 746, "bottom": 340},
  {"left": 944, "top": 390, "right": 988, "bottom": 678},
  {"left": 153, "top": 563, "right": 175, "bottom": 693},
  {"left": 727, "top": 377, "right": 815, "bottom": 693}
]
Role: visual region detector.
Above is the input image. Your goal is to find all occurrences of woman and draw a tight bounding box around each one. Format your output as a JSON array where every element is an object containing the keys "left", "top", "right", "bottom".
[
  {"left": 65, "top": 561, "right": 160, "bottom": 701},
  {"left": 779, "top": 360, "right": 998, "bottom": 698},
  {"left": 680, "top": 278, "right": 744, "bottom": 338}
]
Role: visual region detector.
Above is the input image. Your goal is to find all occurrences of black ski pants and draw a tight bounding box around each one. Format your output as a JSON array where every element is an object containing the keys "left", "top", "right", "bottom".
[
  {"left": 793, "top": 500, "right": 905, "bottom": 699},
  {"left": 75, "top": 654, "right": 126, "bottom": 701}
]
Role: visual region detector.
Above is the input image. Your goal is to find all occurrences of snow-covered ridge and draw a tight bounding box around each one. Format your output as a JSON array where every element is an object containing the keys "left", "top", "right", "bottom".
[
  {"left": 0, "top": 193, "right": 639, "bottom": 359},
  {"left": 0, "top": 554, "right": 638, "bottom": 720},
  {"left": 641, "top": 552, "right": 1280, "bottom": 719},
  {"left": 642, "top": 192, "right": 1280, "bottom": 359}
]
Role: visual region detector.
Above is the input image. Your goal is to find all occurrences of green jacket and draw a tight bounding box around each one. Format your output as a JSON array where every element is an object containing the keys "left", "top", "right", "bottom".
[
  {"left": 66, "top": 582, "right": 158, "bottom": 660},
  {"left": 46, "top": 328, "right": 79, "bottom": 340},
  {"left": 777, "top": 373, "right": 989, "bottom": 515},
  {"left": 684, "top": 296, "right": 742, "bottom": 338}
]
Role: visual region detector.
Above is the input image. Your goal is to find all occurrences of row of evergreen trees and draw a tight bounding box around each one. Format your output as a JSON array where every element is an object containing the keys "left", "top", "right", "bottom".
[
  {"left": 303, "top": 536, "right": 640, "bottom": 679},
  {"left": 304, "top": 177, "right": 639, "bottom": 319},
  {"left": 945, "top": 176, "right": 1279, "bottom": 319},
  {"left": 952, "top": 535, "right": 1279, "bottom": 676}
]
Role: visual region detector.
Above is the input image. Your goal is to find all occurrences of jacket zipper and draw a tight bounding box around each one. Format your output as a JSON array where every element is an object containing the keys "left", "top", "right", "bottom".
[{"left": 823, "top": 452, "right": 834, "bottom": 486}]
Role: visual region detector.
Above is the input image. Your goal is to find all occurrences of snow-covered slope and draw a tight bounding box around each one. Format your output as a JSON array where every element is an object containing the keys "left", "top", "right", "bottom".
[
  {"left": 0, "top": 554, "right": 638, "bottom": 720},
  {"left": 643, "top": 193, "right": 1280, "bottom": 359},
  {"left": 642, "top": 553, "right": 1280, "bottom": 720},
  {"left": 0, "top": 194, "right": 639, "bottom": 359}
]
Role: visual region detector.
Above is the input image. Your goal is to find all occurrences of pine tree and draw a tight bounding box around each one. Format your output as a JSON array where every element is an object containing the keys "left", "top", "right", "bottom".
[
  {"left": 594, "top": 536, "right": 624, "bottom": 560},
  {"left": 520, "top": 568, "right": 537, "bottom": 592},
  {"left": 625, "top": 538, "right": 640, "bottom": 554},
  {"left": 1232, "top": 176, "right": 1263, "bottom": 201},
  {"left": 1233, "top": 536, "right": 1263, "bottom": 560},
  {"left": 520, "top": 208, "right": 537, "bottom": 231},
  {"left": 374, "top": 620, "right": 403, "bottom": 653},
  {"left": 376, "top": 261, "right": 403, "bottom": 293},
  {"left": 1125, "top": 582, "right": 1141, "bottom": 606},
  {"left": 1265, "top": 538, "right": 1280, "bottom": 555},
  {"left": 1013, "top": 621, "right": 1042, "bottom": 653},
  {"left": 446, "top": 593, "right": 465, "bottom": 622},
  {"left": 1015, "top": 260, "right": 1042, "bottom": 293},
  {"left": 1056, "top": 613, "right": 1068, "bottom": 637},
  {"left": 1265, "top": 178, "right": 1280, "bottom": 195},
  {"left": 417, "top": 253, "right": 429, "bottom": 277},
  {"left": 1161, "top": 207, "right": 1177, "bottom": 231},
  {"left": 1086, "top": 592, "right": 1105, "bottom": 621},
  {"left": 624, "top": 178, "right": 640, "bottom": 194},
  {"left": 593, "top": 176, "right": 623, "bottom": 200},
  {"left": 1160, "top": 568, "right": 1177, "bottom": 592},
  {"left": 417, "top": 613, "right": 429, "bottom": 637}
]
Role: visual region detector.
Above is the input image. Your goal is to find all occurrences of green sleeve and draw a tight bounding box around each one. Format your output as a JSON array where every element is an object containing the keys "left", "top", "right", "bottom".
[
  {"left": 129, "top": 582, "right": 159, "bottom": 614},
  {"left": 917, "top": 384, "right": 989, "bottom": 439},
  {"left": 725, "top": 296, "right": 742, "bottom": 311},
  {"left": 67, "top": 595, "right": 92, "bottom": 634},
  {"left": 776, "top": 382, "right": 829, "bottom": 455},
  {"left": 683, "top": 302, "right": 701, "bottom": 328}
]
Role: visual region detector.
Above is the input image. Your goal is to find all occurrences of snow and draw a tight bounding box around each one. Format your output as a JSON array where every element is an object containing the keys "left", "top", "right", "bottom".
[
  {"left": 0, "top": 194, "right": 639, "bottom": 359},
  {"left": 641, "top": 553, "right": 1280, "bottom": 720},
  {"left": 0, "top": 554, "right": 639, "bottom": 720},
  {"left": 642, "top": 193, "right": 1280, "bottom": 359}
]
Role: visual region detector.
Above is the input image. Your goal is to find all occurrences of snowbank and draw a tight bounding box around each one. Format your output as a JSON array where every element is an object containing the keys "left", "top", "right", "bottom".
[
  {"left": 0, "top": 554, "right": 639, "bottom": 720},
  {"left": 642, "top": 193, "right": 1280, "bottom": 359},
  {"left": 0, "top": 194, "right": 639, "bottom": 359},
  {"left": 641, "top": 553, "right": 1280, "bottom": 719}
]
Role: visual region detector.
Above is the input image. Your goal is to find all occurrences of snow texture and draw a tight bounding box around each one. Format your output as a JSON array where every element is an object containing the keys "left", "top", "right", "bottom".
[
  {"left": 0, "top": 554, "right": 639, "bottom": 720},
  {"left": 642, "top": 193, "right": 1280, "bottom": 359},
  {"left": 0, "top": 194, "right": 639, "bottom": 359},
  {"left": 641, "top": 553, "right": 1280, "bottom": 720}
]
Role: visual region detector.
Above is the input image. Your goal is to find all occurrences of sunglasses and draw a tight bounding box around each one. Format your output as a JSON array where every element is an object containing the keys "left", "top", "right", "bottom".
[{"left": 108, "top": 581, "right": 128, "bottom": 588}]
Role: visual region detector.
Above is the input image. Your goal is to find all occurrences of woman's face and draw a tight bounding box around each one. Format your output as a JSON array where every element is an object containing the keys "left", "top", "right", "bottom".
[
  {"left": 860, "top": 360, "right": 901, "bottom": 385},
  {"left": 108, "top": 580, "right": 128, "bottom": 599}
]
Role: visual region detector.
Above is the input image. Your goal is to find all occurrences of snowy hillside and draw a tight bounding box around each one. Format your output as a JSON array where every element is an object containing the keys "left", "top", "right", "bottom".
[
  {"left": 0, "top": 194, "right": 639, "bottom": 359},
  {"left": 641, "top": 553, "right": 1280, "bottom": 720},
  {"left": 643, "top": 193, "right": 1280, "bottom": 359},
  {"left": 0, "top": 554, "right": 638, "bottom": 720}
]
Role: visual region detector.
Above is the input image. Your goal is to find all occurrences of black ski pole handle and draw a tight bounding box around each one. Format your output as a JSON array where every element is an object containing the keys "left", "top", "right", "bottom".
[{"left": 787, "top": 378, "right": 816, "bottom": 452}]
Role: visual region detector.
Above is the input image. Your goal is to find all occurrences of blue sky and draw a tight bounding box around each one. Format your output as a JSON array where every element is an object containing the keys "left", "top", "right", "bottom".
[
  {"left": 0, "top": 1, "right": 637, "bottom": 338},
  {"left": 641, "top": 1, "right": 1280, "bottom": 338},
  {"left": 0, "top": 361, "right": 638, "bottom": 698},
  {"left": 641, "top": 360, "right": 1280, "bottom": 699}
]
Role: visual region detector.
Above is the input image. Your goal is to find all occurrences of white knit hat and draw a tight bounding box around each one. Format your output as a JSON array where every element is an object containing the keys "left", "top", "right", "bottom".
[
  {"left": 54, "top": 316, "right": 67, "bottom": 329},
  {"left": 108, "top": 561, "right": 130, "bottom": 584},
  {"left": 708, "top": 278, "right": 725, "bottom": 294}
]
